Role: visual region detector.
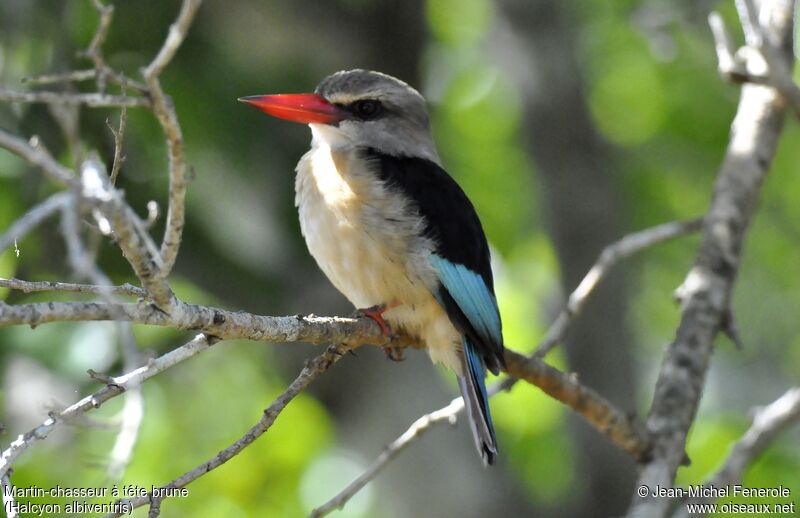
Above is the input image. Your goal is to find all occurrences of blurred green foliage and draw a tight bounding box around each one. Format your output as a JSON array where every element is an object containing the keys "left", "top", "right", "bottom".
[{"left": 1, "top": 0, "right": 798, "bottom": 517}]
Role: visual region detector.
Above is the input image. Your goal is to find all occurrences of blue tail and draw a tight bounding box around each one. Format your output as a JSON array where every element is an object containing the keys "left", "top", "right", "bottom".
[{"left": 458, "top": 337, "right": 497, "bottom": 466}]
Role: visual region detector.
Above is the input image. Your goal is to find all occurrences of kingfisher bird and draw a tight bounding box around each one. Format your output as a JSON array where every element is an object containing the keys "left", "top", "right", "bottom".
[{"left": 240, "top": 69, "right": 505, "bottom": 465}]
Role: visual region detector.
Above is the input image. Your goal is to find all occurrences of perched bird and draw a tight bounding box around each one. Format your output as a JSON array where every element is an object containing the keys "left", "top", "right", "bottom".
[{"left": 240, "top": 69, "right": 505, "bottom": 465}]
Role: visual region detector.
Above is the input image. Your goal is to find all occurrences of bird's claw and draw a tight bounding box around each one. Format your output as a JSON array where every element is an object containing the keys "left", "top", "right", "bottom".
[
  {"left": 354, "top": 304, "right": 393, "bottom": 338},
  {"left": 383, "top": 345, "right": 406, "bottom": 362}
]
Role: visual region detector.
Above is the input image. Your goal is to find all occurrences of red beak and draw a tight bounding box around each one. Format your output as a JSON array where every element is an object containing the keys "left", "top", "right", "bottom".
[{"left": 238, "top": 93, "right": 345, "bottom": 125}]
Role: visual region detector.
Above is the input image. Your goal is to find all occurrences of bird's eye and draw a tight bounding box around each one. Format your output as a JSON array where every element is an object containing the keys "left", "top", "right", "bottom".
[{"left": 353, "top": 100, "right": 382, "bottom": 119}]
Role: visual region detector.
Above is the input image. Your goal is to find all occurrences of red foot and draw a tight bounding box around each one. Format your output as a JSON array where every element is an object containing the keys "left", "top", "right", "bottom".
[{"left": 357, "top": 304, "right": 392, "bottom": 337}]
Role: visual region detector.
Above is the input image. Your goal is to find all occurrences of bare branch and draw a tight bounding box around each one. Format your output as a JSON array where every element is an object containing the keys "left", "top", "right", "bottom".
[
  {"left": 104, "top": 342, "right": 348, "bottom": 517},
  {"left": 735, "top": 0, "right": 762, "bottom": 46},
  {"left": 0, "top": 300, "right": 396, "bottom": 348},
  {"left": 0, "top": 334, "right": 214, "bottom": 480},
  {"left": 0, "top": 278, "right": 144, "bottom": 297},
  {"left": 141, "top": 0, "right": 202, "bottom": 277},
  {"left": 504, "top": 350, "right": 652, "bottom": 459},
  {"left": 23, "top": 69, "right": 148, "bottom": 93},
  {"left": 627, "top": 1, "right": 795, "bottom": 515},
  {"left": 709, "top": 12, "right": 751, "bottom": 83},
  {"left": 310, "top": 397, "right": 464, "bottom": 517},
  {"left": 23, "top": 69, "right": 97, "bottom": 85},
  {"left": 142, "top": 0, "right": 203, "bottom": 80},
  {"left": 82, "top": 0, "right": 114, "bottom": 92},
  {"left": 706, "top": 387, "right": 800, "bottom": 488},
  {"left": 78, "top": 157, "right": 174, "bottom": 307},
  {"left": 711, "top": 1, "right": 800, "bottom": 116},
  {"left": 0, "top": 129, "right": 76, "bottom": 186},
  {"left": 0, "top": 87, "right": 150, "bottom": 108},
  {"left": 107, "top": 108, "right": 128, "bottom": 185},
  {"left": 0, "top": 193, "right": 70, "bottom": 254}
]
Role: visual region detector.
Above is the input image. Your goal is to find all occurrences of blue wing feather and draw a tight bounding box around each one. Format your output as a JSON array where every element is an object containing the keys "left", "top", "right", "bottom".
[{"left": 429, "top": 255, "right": 502, "bottom": 347}]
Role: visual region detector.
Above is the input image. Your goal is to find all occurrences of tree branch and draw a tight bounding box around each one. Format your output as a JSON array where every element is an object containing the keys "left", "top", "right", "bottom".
[
  {"left": 0, "top": 278, "right": 144, "bottom": 297},
  {"left": 706, "top": 387, "right": 800, "bottom": 488},
  {"left": 709, "top": 2, "right": 800, "bottom": 117},
  {"left": 309, "top": 396, "right": 465, "bottom": 518},
  {"left": 0, "top": 87, "right": 150, "bottom": 108},
  {"left": 107, "top": 106, "right": 128, "bottom": 185},
  {"left": 0, "top": 192, "right": 70, "bottom": 254},
  {"left": 504, "top": 350, "right": 652, "bottom": 459},
  {"left": 142, "top": 0, "right": 202, "bottom": 278},
  {"left": 0, "top": 129, "right": 76, "bottom": 186},
  {"left": 627, "top": 1, "right": 795, "bottom": 515},
  {"left": 0, "top": 299, "right": 394, "bottom": 346},
  {"left": 535, "top": 217, "right": 702, "bottom": 358},
  {"left": 78, "top": 157, "right": 174, "bottom": 307}
]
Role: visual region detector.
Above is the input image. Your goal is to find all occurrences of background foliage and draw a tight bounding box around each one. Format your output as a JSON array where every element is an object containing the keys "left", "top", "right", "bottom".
[{"left": 1, "top": 0, "right": 798, "bottom": 516}]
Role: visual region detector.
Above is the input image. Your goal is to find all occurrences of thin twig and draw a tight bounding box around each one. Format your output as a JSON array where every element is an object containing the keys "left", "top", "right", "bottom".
[
  {"left": 142, "top": 0, "right": 203, "bottom": 80},
  {"left": 712, "top": 1, "right": 800, "bottom": 116},
  {"left": 310, "top": 397, "right": 464, "bottom": 517},
  {"left": 535, "top": 217, "right": 703, "bottom": 358},
  {"left": 79, "top": 157, "right": 173, "bottom": 308},
  {"left": 505, "top": 350, "right": 652, "bottom": 459},
  {"left": 0, "top": 87, "right": 150, "bottom": 108},
  {"left": 82, "top": 0, "right": 114, "bottom": 92},
  {"left": 23, "top": 69, "right": 148, "bottom": 93},
  {"left": 0, "top": 192, "right": 70, "bottom": 254},
  {"left": 706, "top": 387, "right": 800, "bottom": 488},
  {"left": 735, "top": 0, "right": 761, "bottom": 46},
  {"left": 104, "top": 343, "right": 348, "bottom": 517},
  {"left": 107, "top": 106, "right": 128, "bottom": 185},
  {"left": 0, "top": 278, "right": 145, "bottom": 297},
  {"left": 23, "top": 69, "right": 97, "bottom": 85},
  {"left": 709, "top": 12, "right": 751, "bottom": 83},
  {"left": 0, "top": 129, "right": 76, "bottom": 186},
  {"left": 142, "top": 0, "right": 202, "bottom": 278}
]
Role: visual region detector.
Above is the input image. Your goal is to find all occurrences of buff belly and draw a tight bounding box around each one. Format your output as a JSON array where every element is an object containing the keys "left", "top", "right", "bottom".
[{"left": 295, "top": 139, "right": 462, "bottom": 371}]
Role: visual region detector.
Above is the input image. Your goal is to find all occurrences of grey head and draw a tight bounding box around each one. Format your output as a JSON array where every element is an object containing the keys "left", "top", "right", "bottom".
[{"left": 312, "top": 69, "right": 440, "bottom": 164}]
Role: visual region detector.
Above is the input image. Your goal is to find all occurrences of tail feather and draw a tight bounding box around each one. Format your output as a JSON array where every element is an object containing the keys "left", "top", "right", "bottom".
[{"left": 458, "top": 337, "right": 497, "bottom": 466}]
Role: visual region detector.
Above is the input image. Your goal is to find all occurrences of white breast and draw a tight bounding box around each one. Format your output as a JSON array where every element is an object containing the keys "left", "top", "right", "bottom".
[{"left": 294, "top": 135, "right": 462, "bottom": 371}]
